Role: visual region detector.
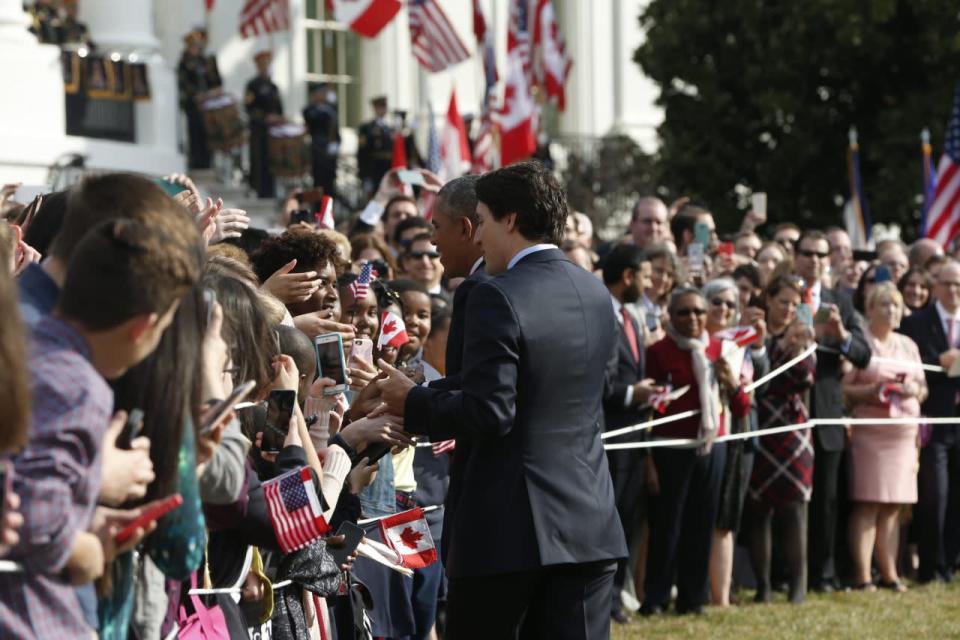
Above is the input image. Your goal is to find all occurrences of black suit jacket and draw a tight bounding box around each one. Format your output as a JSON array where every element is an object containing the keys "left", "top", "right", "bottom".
[
  {"left": 901, "top": 304, "right": 960, "bottom": 441},
  {"left": 405, "top": 248, "right": 627, "bottom": 578},
  {"left": 811, "top": 287, "right": 872, "bottom": 451}
]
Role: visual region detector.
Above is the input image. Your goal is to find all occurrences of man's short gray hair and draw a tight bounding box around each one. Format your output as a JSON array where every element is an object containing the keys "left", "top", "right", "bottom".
[{"left": 436, "top": 175, "right": 479, "bottom": 223}]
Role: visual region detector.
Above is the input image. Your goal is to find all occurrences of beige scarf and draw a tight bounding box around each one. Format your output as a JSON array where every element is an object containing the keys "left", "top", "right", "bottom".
[{"left": 667, "top": 325, "right": 722, "bottom": 455}]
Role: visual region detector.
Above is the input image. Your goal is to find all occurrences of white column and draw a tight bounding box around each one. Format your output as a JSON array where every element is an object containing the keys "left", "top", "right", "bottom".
[
  {"left": 80, "top": 0, "right": 179, "bottom": 164},
  {"left": 0, "top": 0, "right": 67, "bottom": 183}
]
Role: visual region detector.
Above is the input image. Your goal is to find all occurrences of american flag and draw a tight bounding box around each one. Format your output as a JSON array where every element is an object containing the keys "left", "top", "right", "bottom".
[
  {"left": 239, "top": 0, "right": 289, "bottom": 38},
  {"left": 264, "top": 466, "right": 330, "bottom": 553},
  {"left": 350, "top": 261, "right": 375, "bottom": 301},
  {"left": 408, "top": 0, "right": 470, "bottom": 73},
  {"left": 471, "top": 109, "right": 498, "bottom": 173},
  {"left": 925, "top": 86, "right": 960, "bottom": 249}
]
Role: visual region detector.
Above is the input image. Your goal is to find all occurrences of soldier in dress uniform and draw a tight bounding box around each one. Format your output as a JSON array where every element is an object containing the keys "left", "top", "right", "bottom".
[
  {"left": 57, "top": 0, "right": 91, "bottom": 46},
  {"left": 177, "top": 27, "right": 222, "bottom": 169},
  {"left": 357, "top": 95, "right": 393, "bottom": 198},
  {"left": 302, "top": 83, "right": 340, "bottom": 199},
  {"left": 245, "top": 50, "right": 283, "bottom": 199},
  {"left": 27, "top": 0, "right": 61, "bottom": 44}
]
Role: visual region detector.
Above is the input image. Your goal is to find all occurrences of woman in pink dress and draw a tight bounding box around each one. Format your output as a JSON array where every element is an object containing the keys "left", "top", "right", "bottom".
[{"left": 842, "top": 282, "right": 927, "bottom": 591}]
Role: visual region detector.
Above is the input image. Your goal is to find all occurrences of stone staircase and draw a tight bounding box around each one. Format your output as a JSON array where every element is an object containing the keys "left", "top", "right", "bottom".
[{"left": 188, "top": 168, "right": 282, "bottom": 231}]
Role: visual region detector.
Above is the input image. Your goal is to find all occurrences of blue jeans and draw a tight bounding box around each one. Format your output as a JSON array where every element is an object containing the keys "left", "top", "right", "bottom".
[{"left": 359, "top": 451, "right": 395, "bottom": 517}]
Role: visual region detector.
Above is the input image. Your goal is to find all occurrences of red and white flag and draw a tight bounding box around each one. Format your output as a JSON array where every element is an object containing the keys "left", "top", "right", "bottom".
[
  {"left": 713, "top": 325, "right": 761, "bottom": 348},
  {"left": 239, "top": 0, "right": 289, "bottom": 37},
  {"left": 925, "top": 87, "right": 960, "bottom": 248},
  {"left": 378, "top": 310, "right": 409, "bottom": 349},
  {"left": 409, "top": 0, "right": 470, "bottom": 73},
  {"left": 439, "top": 90, "right": 472, "bottom": 181},
  {"left": 324, "top": 0, "right": 401, "bottom": 38},
  {"left": 263, "top": 467, "right": 330, "bottom": 554},
  {"left": 316, "top": 195, "right": 334, "bottom": 230},
  {"left": 530, "top": 0, "right": 572, "bottom": 111},
  {"left": 378, "top": 507, "right": 437, "bottom": 569},
  {"left": 500, "top": 0, "right": 538, "bottom": 166},
  {"left": 431, "top": 439, "right": 456, "bottom": 456}
]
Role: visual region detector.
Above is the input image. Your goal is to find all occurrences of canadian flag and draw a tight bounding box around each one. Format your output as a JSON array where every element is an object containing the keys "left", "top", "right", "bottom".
[
  {"left": 315, "top": 195, "right": 334, "bottom": 230},
  {"left": 378, "top": 507, "right": 437, "bottom": 569},
  {"left": 500, "top": 3, "right": 537, "bottom": 166},
  {"left": 439, "top": 90, "right": 471, "bottom": 181},
  {"left": 530, "top": 0, "right": 572, "bottom": 111},
  {"left": 713, "top": 325, "right": 760, "bottom": 348},
  {"left": 325, "top": 0, "right": 401, "bottom": 38},
  {"left": 378, "top": 310, "right": 409, "bottom": 349}
]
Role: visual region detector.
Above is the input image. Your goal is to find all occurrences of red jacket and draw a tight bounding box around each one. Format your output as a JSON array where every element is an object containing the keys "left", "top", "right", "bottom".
[{"left": 645, "top": 334, "right": 751, "bottom": 440}]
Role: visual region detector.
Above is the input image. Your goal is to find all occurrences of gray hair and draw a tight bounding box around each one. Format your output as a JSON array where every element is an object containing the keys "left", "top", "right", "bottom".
[
  {"left": 668, "top": 285, "right": 705, "bottom": 312},
  {"left": 436, "top": 175, "right": 479, "bottom": 224},
  {"left": 702, "top": 277, "right": 739, "bottom": 312}
]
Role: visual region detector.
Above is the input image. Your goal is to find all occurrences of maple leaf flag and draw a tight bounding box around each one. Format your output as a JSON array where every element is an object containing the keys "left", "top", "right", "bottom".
[
  {"left": 316, "top": 194, "right": 334, "bottom": 230},
  {"left": 378, "top": 310, "right": 409, "bottom": 349},
  {"left": 325, "top": 0, "right": 401, "bottom": 38},
  {"left": 439, "top": 90, "right": 472, "bottom": 181},
  {"left": 378, "top": 507, "right": 437, "bottom": 569},
  {"left": 713, "top": 325, "right": 760, "bottom": 348}
]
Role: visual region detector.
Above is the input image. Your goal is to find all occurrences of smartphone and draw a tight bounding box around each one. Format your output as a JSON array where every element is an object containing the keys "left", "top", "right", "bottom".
[
  {"left": 645, "top": 311, "right": 659, "bottom": 332},
  {"left": 814, "top": 306, "right": 832, "bottom": 324},
  {"left": 0, "top": 461, "right": 12, "bottom": 524},
  {"left": 750, "top": 192, "right": 767, "bottom": 222},
  {"left": 290, "top": 209, "right": 313, "bottom": 226},
  {"left": 875, "top": 265, "right": 892, "bottom": 283},
  {"left": 350, "top": 336, "right": 373, "bottom": 366},
  {"left": 748, "top": 294, "right": 763, "bottom": 309},
  {"left": 200, "top": 379, "right": 257, "bottom": 435},
  {"left": 329, "top": 521, "right": 365, "bottom": 567},
  {"left": 14, "top": 185, "right": 45, "bottom": 203},
  {"left": 694, "top": 221, "right": 711, "bottom": 247},
  {"left": 397, "top": 169, "right": 426, "bottom": 187},
  {"left": 116, "top": 409, "right": 145, "bottom": 450},
  {"left": 315, "top": 333, "right": 348, "bottom": 395},
  {"left": 354, "top": 442, "right": 392, "bottom": 466},
  {"left": 717, "top": 241, "right": 735, "bottom": 257},
  {"left": 261, "top": 389, "right": 297, "bottom": 453},
  {"left": 852, "top": 249, "right": 878, "bottom": 262},
  {"left": 687, "top": 242, "right": 705, "bottom": 272},
  {"left": 115, "top": 494, "right": 183, "bottom": 544},
  {"left": 203, "top": 288, "right": 216, "bottom": 326},
  {"left": 796, "top": 303, "right": 813, "bottom": 327}
]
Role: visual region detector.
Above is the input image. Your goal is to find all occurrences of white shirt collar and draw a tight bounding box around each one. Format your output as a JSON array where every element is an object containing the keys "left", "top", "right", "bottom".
[
  {"left": 610, "top": 293, "right": 624, "bottom": 317},
  {"left": 936, "top": 300, "right": 960, "bottom": 322},
  {"left": 469, "top": 257, "right": 484, "bottom": 275},
  {"left": 507, "top": 244, "right": 557, "bottom": 270}
]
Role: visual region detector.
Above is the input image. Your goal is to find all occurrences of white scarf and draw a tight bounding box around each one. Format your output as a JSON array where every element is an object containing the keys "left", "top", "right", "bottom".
[{"left": 667, "top": 325, "right": 722, "bottom": 455}]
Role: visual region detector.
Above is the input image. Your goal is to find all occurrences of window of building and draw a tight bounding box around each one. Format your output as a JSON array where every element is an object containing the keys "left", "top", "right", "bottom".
[{"left": 304, "top": 0, "right": 362, "bottom": 128}]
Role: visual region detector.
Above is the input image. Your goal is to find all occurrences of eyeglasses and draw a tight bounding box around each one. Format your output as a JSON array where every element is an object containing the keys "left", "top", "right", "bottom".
[
  {"left": 674, "top": 307, "right": 707, "bottom": 317},
  {"left": 710, "top": 298, "right": 737, "bottom": 309},
  {"left": 408, "top": 250, "right": 440, "bottom": 260},
  {"left": 938, "top": 280, "right": 960, "bottom": 288},
  {"left": 798, "top": 249, "right": 829, "bottom": 259}
]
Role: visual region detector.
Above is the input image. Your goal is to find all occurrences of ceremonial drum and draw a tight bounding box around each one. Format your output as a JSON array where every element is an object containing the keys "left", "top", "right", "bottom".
[
  {"left": 199, "top": 93, "right": 245, "bottom": 151},
  {"left": 268, "top": 122, "right": 310, "bottom": 178}
]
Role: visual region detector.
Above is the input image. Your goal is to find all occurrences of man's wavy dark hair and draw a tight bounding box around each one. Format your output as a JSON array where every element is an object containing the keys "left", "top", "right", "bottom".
[{"left": 475, "top": 160, "right": 567, "bottom": 245}]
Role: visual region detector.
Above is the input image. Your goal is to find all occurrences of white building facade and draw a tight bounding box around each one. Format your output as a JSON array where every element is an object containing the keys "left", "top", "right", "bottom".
[{"left": 0, "top": 0, "right": 662, "bottom": 185}]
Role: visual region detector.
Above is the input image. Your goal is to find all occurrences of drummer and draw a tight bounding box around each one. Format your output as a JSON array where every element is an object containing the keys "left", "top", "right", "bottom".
[
  {"left": 178, "top": 27, "right": 222, "bottom": 169},
  {"left": 245, "top": 49, "right": 283, "bottom": 199},
  {"left": 357, "top": 95, "right": 393, "bottom": 199}
]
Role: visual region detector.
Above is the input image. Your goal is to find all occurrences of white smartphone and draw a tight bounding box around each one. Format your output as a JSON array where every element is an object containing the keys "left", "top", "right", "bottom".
[
  {"left": 350, "top": 336, "right": 373, "bottom": 366},
  {"left": 750, "top": 192, "right": 768, "bottom": 222},
  {"left": 315, "top": 333, "right": 348, "bottom": 396},
  {"left": 397, "top": 169, "right": 426, "bottom": 187}
]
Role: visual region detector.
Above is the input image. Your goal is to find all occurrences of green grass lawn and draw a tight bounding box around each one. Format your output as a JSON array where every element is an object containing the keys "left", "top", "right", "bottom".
[{"left": 612, "top": 581, "right": 960, "bottom": 639}]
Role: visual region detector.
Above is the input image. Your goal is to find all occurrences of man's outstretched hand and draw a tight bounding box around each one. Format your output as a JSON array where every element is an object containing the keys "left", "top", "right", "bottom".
[{"left": 375, "top": 359, "right": 416, "bottom": 416}]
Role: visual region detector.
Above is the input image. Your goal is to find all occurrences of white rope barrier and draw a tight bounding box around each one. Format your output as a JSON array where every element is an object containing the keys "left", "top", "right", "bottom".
[
  {"left": 870, "top": 356, "right": 946, "bottom": 374},
  {"left": 603, "top": 416, "right": 960, "bottom": 451},
  {"left": 743, "top": 343, "right": 818, "bottom": 393}
]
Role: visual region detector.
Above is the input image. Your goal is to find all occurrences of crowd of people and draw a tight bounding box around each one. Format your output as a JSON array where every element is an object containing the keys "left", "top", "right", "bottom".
[{"left": 0, "top": 159, "right": 958, "bottom": 640}]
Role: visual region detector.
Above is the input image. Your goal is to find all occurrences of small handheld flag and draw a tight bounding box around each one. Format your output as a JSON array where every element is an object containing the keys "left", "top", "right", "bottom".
[
  {"left": 263, "top": 466, "right": 330, "bottom": 554},
  {"left": 378, "top": 507, "right": 437, "bottom": 569},
  {"left": 378, "top": 310, "right": 409, "bottom": 349}
]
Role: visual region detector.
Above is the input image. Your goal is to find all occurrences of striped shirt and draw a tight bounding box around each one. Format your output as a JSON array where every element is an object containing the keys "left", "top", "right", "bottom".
[{"left": 0, "top": 315, "right": 113, "bottom": 638}]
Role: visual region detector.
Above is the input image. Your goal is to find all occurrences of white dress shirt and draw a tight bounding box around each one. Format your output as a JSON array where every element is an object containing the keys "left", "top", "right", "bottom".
[
  {"left": 507, "top": 244, "right": 557, "bottom": 270},
  {"left": 611, "top": 294, "right": 636, "bottom": 408},
  {"left": 936, "top": 300, "right": 960, "bottom": 348}
]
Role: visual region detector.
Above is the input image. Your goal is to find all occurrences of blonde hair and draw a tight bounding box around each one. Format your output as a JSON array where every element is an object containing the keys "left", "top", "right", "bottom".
[{"left": 866, "top": 281, "right": 903, "bottom": 312}]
